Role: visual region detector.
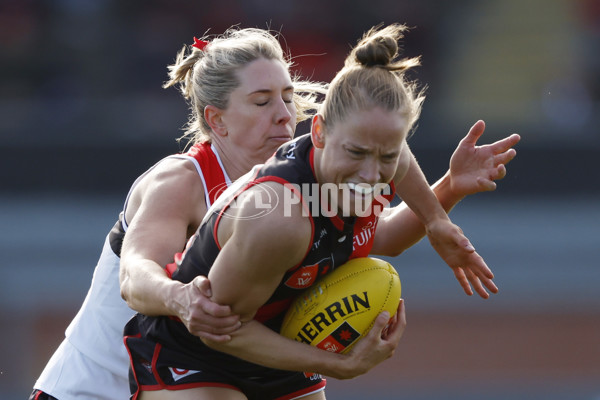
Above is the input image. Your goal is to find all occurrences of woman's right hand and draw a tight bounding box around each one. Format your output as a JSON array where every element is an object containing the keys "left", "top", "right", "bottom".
[
  {"left": 172, "top": 276, "right": 241, "bottom": 342},
  {"left": 336, "top": 299, "right": 406, "bottom": 379}
]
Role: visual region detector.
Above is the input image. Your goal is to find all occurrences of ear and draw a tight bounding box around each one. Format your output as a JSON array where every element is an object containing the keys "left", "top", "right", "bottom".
[
  {"left": 311, "top": 114, "right": 326, "bottom": 149},
  {"left": 204, "top": 105, "right": 227, "bottom": 137}
]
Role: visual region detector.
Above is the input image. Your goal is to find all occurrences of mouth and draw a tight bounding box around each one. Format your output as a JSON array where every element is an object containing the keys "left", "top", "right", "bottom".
[
  {"left": 272, "top": 135, "right": 292, "bottom": 140},
  {"left": 347, "top": 182, "right": 375, "bottom": 196}
]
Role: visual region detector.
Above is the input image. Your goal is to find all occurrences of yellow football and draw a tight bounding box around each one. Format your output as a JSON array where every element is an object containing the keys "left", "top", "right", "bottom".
[{"left": 280, "top": 257, "right": 401, "bottom": 354}]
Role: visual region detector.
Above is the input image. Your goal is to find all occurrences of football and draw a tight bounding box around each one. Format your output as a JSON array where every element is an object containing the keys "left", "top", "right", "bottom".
[{"left": 280, "top": 257, "right": 401, "bottom": 354}]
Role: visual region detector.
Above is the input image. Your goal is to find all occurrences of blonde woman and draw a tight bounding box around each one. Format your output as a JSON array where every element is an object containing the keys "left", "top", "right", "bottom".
[{"left": 124, "top": 24, "right": 519, "bottom": 400}]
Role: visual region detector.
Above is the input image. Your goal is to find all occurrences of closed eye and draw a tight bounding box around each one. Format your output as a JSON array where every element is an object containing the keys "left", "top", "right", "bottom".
[
  {"left": 381, "top": 154, "right": 398, "bottom": 163},
  {"left": 347, "top": 149, "right": 365, "bottom": 157}
]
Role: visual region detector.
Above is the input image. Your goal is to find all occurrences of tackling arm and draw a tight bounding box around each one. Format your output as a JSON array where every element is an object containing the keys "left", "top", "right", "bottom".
[{"left": 119, "top": 159, "right": 239, "bottom": 340}]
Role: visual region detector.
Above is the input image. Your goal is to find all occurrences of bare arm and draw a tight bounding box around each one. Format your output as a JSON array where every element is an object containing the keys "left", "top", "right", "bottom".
[
  {"left": 119, "top": 159, "right": 239, "bottom": 341},
  {"left": 372, "top": 120, "right": 520, "bottom": 255},
  {"left": 203, "top": 183, "right": 406, "bottom": 379},
  {"left": 383, "top": 134, "right": 496, "bottom": 298}
]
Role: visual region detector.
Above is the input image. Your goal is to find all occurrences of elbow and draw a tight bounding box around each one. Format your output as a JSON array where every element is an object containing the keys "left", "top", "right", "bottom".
[
  {"left": 119, "top": 269, "right": 135, "bottom": 307},
  {"left": 380, "top": 248, "right": 406, "bottom": 258},
  {"left": 389, "top": 249, "right": 405, "bottom": 258},
  {"left": 120, "top": 278, "right": 134, "bottom": 307}
]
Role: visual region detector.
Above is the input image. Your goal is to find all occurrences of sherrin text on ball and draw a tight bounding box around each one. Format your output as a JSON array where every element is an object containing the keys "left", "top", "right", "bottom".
[{"left": 281, "top": 257, "right": 401, "bottom": 354}]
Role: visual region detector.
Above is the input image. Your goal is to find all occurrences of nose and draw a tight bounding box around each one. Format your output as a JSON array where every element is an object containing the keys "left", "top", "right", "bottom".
[
  {"left": 357, "top": 158, "right": 381, "bottom": 185},
  {"left": 274, "top": 97, "right": 293, "bottom": 125}
]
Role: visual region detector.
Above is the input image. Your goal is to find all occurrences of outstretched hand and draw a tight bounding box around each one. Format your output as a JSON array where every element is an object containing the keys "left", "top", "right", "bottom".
[
  {"left": 449, "top": 120, "right": 520, "bottom": 196},
  {"left": 426, "top": 218, "right": 498, "bottom": 298}
]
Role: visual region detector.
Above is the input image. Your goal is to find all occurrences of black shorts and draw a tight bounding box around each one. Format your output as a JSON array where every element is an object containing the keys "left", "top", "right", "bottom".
[
  {"left": 124, "top": 320, "right": 326, "bottom": 400},
  {"left": 29, "top": 390, "right": 58, "bottom": 400}
]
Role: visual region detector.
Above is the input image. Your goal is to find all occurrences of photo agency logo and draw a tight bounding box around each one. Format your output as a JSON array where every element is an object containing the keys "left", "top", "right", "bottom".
[
  {"left": 215, "top": 182, "right": 392, "bottom": 220},
  {"left": 282, "top": 183, "right": 392, "bottom": 218},
  {"left": 211, "top": 181, "right": 282, "bottom": 220}
]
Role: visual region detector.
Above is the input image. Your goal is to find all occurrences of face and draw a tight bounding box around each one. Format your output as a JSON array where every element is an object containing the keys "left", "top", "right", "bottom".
[
  {"left": 218, "top": 58, "right": 296, "bottom": 166},
  {"left": 313, "top": 107, "right": 409, "bottom": 217}
]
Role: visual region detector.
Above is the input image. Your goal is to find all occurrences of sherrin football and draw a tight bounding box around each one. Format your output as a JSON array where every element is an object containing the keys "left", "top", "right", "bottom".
[{"left": 280, "top": 257, "right": 401, "bottom": 354}]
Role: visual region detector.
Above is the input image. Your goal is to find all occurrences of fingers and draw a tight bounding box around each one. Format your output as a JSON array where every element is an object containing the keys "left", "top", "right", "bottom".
[
  {"left": 486, "top": 132, "right": 518, "bottom": 164},
  {"left": 190, "top": 315, "right": 241, "bottom": 334},
  {"left": 397, "top": 299, "right": 406, "bottom": 328},
  {"left": 465, "top": 268, "right": 490, "bottom": 299},
  {"left": 491, "top": 133, "right": 521, "bottom": 155},
  {"left": 453, "top": 268, "right": 474, "bottom": 296},
  {"left": 495, "top": 164, "right": 507, "bottom": 180},
  {"left": 477, "top": 163, "right": 506, "bottom": 192},
  {"left": 380, "top": 299, "right": 407, "bottom": 341},
  {"left": 193, "top": 275, "right": 213, "bottom": 297},
  {"left": 494, "top": 149, "right": 517, "bottom": 169},
  {"left": 466, "top": 268, "right": 499, "bottom": 298},
  {"left": 196, "top": 332, "right": 233, "bottom": 343},
  {"left": 371, "top": 310, "right": 391, "bottom": 334},
  {"left": 460, "top": 120, "right": 486, "bottom": 147},
  {"left": 458, "top": 254, "right": 498, "bottom": 298},
  {"left": 187, "top": 314, "right": 241, "bottom": 341},
  {"left": 200, "top": 296, "right": 235, "bottom": 318},
  {"left": 482, "top": 276, "right": 499, "bottom": 294},
  {"left": 475, "top": 260, "right": 499, "bottom": 294},
  {"left": 192, "top": 276, "right": 235, "bottom": 318},
  {"left": 476, "top": 176, "right": 497, "bottom": 191}
]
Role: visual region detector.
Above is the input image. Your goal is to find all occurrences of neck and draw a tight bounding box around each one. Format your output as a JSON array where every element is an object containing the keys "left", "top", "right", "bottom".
[
  {"left": 311, "top": 147, "right": 324, "bottom": 184},
  {"left": 211, "top": 139, "right": 253, "bottom": 182}
]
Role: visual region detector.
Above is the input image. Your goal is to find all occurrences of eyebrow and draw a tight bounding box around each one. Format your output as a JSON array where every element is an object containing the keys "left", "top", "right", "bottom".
[
  {"left": 345, "top": 144, "right": 399, "bottom": 157},
  {"left": 248, "top": 85, "right": 294, "bottom": 96}
]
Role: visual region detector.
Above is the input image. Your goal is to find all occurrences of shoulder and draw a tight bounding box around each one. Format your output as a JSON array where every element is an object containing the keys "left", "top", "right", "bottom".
[
  {"left": 220, "top": 181, "right": 311, "bottom": 260},
  {"left": 126, "top": 157, "right": 206, "bottom": 223}
]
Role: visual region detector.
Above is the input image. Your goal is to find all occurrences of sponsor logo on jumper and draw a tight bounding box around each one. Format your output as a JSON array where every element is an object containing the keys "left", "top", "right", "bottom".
[
  {"left": 303, "top": 372, "right": 323, "bottom": 380},
  {"left": 285, "top": 258, "right": 331, "bottom": 289},
  {"left": 352, "top": 221, "right": 377, "bottom": 251},
  {"left": 141, "top": 359, "right": 152, "bottom": 373},
  {"left": 168, "top": 367, "right": 202, "bottom": 382},
  {"left": 285, "top": 263, "right": 319, "bottom": 289},
  {"left": 285, "top": 141, "right": 297, "bottom": 159},
  {"left": 312, "top": 228, "right": 328, "bottom": 250},
  {"left": 292, "top": 291, "right": 370, "bottom": 344}
]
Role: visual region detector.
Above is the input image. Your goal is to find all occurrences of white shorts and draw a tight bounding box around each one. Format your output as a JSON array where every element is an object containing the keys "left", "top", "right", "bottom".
[{"left": 34, "top": 339, "right": 130, "bottom": 400}]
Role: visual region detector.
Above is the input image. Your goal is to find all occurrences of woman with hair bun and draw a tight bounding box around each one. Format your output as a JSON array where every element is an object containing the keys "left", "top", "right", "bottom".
[{"left": 124, "top": 23, "right": 519, "bottom": 400}]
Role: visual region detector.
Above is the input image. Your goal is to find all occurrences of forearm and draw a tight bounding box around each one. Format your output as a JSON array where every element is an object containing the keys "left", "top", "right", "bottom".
[
  {"left": 373, "top": 171, "right": 464, "bottom": 256},
  {"left": 204, "top": 319, "right": 358, "bottom": 379},
  {"left": 120, "top": 258, "right": 184, "bottom": 316},
  {"left": 394, "top": 152, "right": 449, "bottom": 225}
]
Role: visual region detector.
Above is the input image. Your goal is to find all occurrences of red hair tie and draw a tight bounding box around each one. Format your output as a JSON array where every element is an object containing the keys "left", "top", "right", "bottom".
[{"left": 192, "top": 37, "right": 209, "bottom": 51}]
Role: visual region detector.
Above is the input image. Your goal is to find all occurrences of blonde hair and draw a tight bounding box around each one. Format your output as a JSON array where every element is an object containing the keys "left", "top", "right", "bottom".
[
  {"left": 163, "top": 27, "right": 327, "bottom": 145},
  {"left": 321, "top": 24, "right": 425, "bottom": 134}
]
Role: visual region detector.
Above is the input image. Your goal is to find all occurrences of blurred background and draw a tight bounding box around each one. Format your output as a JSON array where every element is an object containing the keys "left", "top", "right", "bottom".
[{"left": 1, "top": 0, "right": 599, "bottom": 399}]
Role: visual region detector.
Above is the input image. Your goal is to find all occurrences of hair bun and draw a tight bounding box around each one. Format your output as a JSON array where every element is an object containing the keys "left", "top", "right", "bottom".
[{"left": 354, "top": 35, "right": 398, "bottom": 67}]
